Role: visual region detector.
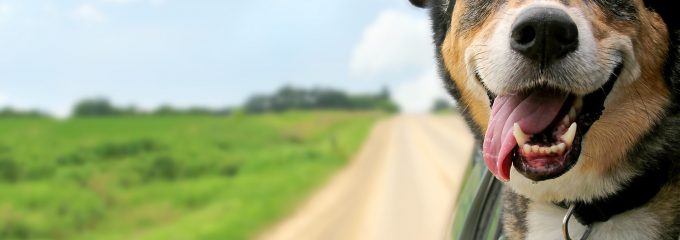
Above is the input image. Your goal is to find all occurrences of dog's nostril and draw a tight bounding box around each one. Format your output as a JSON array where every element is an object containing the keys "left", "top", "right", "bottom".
[
  {"left": 513, "top": 25, "right": 536, "bottom": 45},
  {"left": 510, "top": 7, "right": 579, "bottom": 68}
]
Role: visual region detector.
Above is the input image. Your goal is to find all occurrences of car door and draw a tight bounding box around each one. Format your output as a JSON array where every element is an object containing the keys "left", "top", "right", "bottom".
[{"left": 451, "top": 148, "right": 505, "bottom": 240}]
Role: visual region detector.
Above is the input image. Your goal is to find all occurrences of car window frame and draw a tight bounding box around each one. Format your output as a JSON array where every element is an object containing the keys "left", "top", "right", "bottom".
[{"left": 454, "top": 149, "right": 505, "bottom": 240}]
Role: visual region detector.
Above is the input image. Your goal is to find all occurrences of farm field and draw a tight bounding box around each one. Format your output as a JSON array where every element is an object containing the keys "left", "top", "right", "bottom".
[{"left": 0, "top": 111, "right": 383, "bottom": 239}]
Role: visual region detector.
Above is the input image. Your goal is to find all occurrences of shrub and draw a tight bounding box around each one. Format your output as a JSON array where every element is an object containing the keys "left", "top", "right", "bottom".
[
  {"left": 72, "top": 98, "right": 120, "bottom": 117},
  {"left": 0, "top": 158, "right": 20, "bottom": 182},
  {"left": 0, "top": 218, "right": 32, "bottom": 239},
  {"left": 140, "top": 156, "right": 178, "bottom": 181},
  {"left": 94, "top": 139, "right": 162, "bottom": 160}
]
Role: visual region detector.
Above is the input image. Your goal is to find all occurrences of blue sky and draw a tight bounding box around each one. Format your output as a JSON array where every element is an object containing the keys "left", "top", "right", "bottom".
[{"left": 0, "top": 0, "right": 447, "bottom": 117}]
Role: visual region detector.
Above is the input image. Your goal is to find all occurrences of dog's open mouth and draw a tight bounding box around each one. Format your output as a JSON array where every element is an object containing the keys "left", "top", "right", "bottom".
[{"left": 481, "top": 64, "right": 623, "bottom": 182}]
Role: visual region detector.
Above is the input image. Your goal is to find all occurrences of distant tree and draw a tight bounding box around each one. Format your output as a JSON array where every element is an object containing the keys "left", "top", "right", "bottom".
[
  {"left": 119, "top": 105, "right": 142, "bottom": 116},
  {"left": 431, "top": 98, "right": 455, "bottom": 113},
  {"left": 243, "top": 86, "right": 399, "bottom": 114},
  {"left": 0, "top": 107, "right": 49, "bottom": 118},
  {"left": 275, "top": 86, "right": 308, "bottom": 110},
  {"left": 313, "top": 89, "right": 350, "bottom": 109},
  {"left": 244, "top": 95, "right": 272, "bottom": 113},
  {"left": 153, "top": 105, "right": 181, "bottom": 116},
  {"left": 213, "top": 107, "right": 232, "bottom": 116},
  {"left": 185, "top": 107, "right": 215, "bottom": 115},
  {"left": 72, "top": 98, "right": 120, "bottom": 117},
  {"left": 378, "top": 86, "right": 390, "bottom": 100},
  {"left": 70, "top": 97, "right": 231, "bottom": 118},
  {"left": 152, "top": 104, "right": 231, "bottom": 116}
]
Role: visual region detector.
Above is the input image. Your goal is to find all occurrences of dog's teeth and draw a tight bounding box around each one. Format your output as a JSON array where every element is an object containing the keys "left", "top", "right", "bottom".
[
  {"left": 557, "top": 143, "right": 566, "bottom": 154},
  {"left": 532, "top": 145, "right": 540, "bottom": 153},
  {"left": 561, "top": 115, "right": 570, "bottom": 126},
  {"left": 574, "top": 97, "right": 583, "bottom": 111},
  {"left": 568, "top": 108, "right": 577, "bottom": 121},
  {"left": 513, "top": 123, "right": 529, "bottom": 145},
  {"left": 561, "top": 123, "right": 578, "bottom": 146},
  {"left": 550, "top": 145, "right": 559, "bottom": 154},
  {"left": 543, "top": 147, "right": 552, "bottom": 154},
  {"left": 523, "top": 144, "right": 531, "bottom": 153}
]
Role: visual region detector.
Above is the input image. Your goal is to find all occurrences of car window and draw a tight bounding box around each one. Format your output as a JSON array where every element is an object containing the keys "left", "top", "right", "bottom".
[
  {"left": 451, "top": 150, "right": 486, "bottom": 237},
  {"left": 451, "top": 149, "right": 505, "bottom": 240}
]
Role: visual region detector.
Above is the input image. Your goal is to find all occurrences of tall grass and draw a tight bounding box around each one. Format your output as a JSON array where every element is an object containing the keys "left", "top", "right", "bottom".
[{"left": 0, "top": 111, "right": 383, "bottom": 239}]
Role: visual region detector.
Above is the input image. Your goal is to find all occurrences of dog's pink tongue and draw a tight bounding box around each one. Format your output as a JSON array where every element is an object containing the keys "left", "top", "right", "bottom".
[{"left": 483, "top": 91, "right": 568, "bottom": 181}]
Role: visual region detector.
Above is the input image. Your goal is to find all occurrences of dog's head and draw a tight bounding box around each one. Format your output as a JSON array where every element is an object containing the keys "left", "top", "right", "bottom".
[{"left": 412, "top": 0, "right": 678, "bottom": 202}]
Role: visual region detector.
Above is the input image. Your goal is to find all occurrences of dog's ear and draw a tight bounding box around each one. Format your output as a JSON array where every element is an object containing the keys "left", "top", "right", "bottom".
[
  {"left": 409, "top": 0, "right": 428, "bottom": 8},
  {"left": 645, "top": 0, "right": 679, "bottom": 31}
]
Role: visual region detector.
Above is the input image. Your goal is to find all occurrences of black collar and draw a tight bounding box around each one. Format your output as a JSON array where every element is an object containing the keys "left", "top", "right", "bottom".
[{"left": 555, "top": 159, "right": 669, "bottom": 226}]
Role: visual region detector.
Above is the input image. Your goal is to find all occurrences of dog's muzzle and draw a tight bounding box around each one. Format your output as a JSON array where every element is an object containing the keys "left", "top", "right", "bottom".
[{"left": 511, "top": 7, "right": 579, "bottom": 69}]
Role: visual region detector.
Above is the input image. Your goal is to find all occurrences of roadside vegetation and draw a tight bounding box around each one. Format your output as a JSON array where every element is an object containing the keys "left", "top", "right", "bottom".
[
  {"left": 0, "top": 111, "right": 383, "bottom": 239},
  {"left": 0, "top": 86, "right": 393, "bottom": 239},
  {"left": 67, "top": 86, "right": 398, "bottom": 118}
]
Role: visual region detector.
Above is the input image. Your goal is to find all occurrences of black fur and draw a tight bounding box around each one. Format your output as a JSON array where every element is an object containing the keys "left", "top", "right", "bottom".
[
  {"left": 429, "top": 0, "right": 455, "bottom": 47},
  {"left": 502, "top": 188, "right": 529, "bottom": 240},
  {"left": 645, "top": 0, "right": 680, "bottom": 31},
  {"left": 425, "top": 0, "right": 487, "bottom": 142},
  {"left": 409, "top": 0, "right": 428, "bottom": 8},
  {"left": 456, "top": 0, "right": 500, "bottom": 34},
  {"left": 645, "top": 1, "right": 680, "bottom": 99},
  {"left": 590, "top": 0, "right": 639, "bottom": 22},
  {"left": 410, "top": 0, "right": 680, "bottom": 238},
  {"left": 557, "top": 149, "right": 671, "bottom": 225}
]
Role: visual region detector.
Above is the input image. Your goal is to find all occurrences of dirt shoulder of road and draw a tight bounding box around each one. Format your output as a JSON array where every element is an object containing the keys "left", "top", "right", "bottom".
[{"left": 259, "top": 115, "right": 475, "bottom": 240}]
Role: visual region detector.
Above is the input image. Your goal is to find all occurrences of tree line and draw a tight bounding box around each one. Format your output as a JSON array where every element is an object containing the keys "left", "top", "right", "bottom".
[
  {"left": 0, "top": 107, "right": 49, "bottom": 118},
  {"left": 243, "top": 86, "right": 398, "bottom": 114},
  {"left": 71, "top": 98, "right": 232, "bottom": 117},
  {"left": 0, "top": 86, "right": 401, "bottom": 118},
  {"left": 71, "top": 86, "right": 399, "bottom": 117}
]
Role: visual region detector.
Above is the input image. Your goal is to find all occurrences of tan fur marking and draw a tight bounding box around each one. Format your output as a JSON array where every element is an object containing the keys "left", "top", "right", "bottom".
[
  {"left": 579, "top": 3, "right": 670, "bottom": 174},
  {"left": 509, "top": 0, "right": 527, "bottom": 9},
  {"left": 440, "top": 1, "right": 494, "bottom": 131},
  {"left": 439, "top": 0, "right": 676, "bottom": 238}
]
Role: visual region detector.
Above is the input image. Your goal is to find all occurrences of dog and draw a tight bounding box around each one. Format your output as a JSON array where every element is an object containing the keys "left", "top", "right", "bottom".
[{"left": 409, "top": 0, "right": 680, "bottom": 239}]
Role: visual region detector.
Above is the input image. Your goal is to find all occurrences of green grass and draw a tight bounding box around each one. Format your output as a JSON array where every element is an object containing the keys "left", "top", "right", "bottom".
[{"left": 0, "top": 111, "right": 383, "bottom": 240}]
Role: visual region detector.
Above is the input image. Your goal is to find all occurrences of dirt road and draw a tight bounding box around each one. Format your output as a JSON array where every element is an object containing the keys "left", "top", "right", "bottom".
[{"left": 260, "top": 115, "right": 475, "bottom": 240}]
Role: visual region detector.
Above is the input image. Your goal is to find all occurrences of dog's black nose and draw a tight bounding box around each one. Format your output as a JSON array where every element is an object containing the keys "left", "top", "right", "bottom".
[{"left": 511, "top": 7, "right": 578, "bottom": 67}]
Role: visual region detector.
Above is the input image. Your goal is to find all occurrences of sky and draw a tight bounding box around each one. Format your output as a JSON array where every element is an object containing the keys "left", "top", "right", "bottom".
[{"left": 0, "top": 0, "right": 449, "bottom": 117}]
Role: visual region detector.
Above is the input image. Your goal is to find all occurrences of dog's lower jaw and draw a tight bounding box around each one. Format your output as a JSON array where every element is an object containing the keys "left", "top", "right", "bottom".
[{"left": 506, "top": 159, "right": 635, "bottom": 203}]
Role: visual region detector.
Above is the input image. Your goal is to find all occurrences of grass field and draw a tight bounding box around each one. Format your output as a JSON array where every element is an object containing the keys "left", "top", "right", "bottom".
[{"left": 0, "top": 111, "right": 383, "bottom": 240}]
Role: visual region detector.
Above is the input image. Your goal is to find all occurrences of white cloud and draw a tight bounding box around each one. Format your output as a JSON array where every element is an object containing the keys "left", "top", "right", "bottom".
[
  {"left": 351, "top": 9, "right": 451, "bottom": 112},
  {"left": 350, "top": 9, "right": 434, "bottom": 77},
  {"left": 74, "top": 4, "right": 106, "bottom": 23},
  {"left": 393, "top": 68, "right": 450, "bottom": 113}
]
